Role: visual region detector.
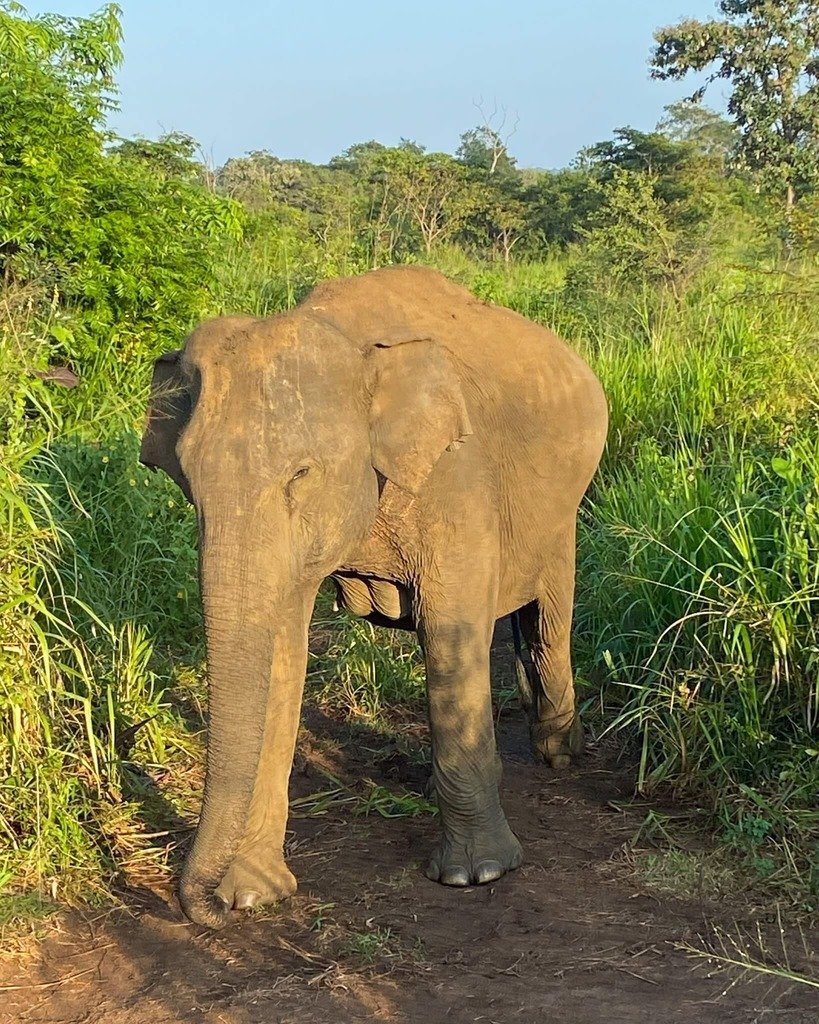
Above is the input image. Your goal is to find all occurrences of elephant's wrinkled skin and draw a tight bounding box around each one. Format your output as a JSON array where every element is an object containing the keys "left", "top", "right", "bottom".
[{"left": 140, "top": 267, "right": 608, "bottom": 928}]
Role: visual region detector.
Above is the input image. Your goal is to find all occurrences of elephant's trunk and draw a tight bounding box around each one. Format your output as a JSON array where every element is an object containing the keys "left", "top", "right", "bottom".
[{"left": 178, "top": 506, "right": 310, "bottom": 928}]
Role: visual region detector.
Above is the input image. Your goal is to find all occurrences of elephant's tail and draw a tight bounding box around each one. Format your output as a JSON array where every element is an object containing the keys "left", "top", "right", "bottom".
[{"left": 510, "top": 611, "right": 535, "bottom": 715}]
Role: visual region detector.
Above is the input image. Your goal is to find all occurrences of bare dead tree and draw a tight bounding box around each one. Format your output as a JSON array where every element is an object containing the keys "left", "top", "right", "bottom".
[
  {"left": 473, "top": 98, "right": 521, "bottom": 175},
  {"left": 195, "top": 142, "right": 218, "bottom": 194}
]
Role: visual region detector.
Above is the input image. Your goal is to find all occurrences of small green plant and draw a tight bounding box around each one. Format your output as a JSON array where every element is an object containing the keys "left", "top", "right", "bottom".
[
  {"left": 341, "top": 926, "right": 399, "bottom": 964},
  {"left": 356, "top": 783, "right": 438, "bottom": 819},
  {"left": 678, "top": 912, "right": 818, "bottom": 991},
  {"left": 309, "top": 902, "right": 337, "bottom": 932},
  {"left": 636, "top": 849, "right": 744, "bottom": 902}
]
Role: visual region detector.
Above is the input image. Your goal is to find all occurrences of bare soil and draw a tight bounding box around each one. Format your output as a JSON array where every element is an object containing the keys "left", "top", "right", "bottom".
[{"left": 2, "top": 625, "right": 816, "bottom": 1024}]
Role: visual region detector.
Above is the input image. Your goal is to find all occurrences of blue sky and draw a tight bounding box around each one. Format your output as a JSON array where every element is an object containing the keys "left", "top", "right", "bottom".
[{"left": 27, "top": 1, "right": 723, "bottom": 168}]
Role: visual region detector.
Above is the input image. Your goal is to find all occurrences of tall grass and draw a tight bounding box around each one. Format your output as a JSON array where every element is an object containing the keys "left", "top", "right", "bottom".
[
  {"left": 506, "top": 265, "right": 818, "bottom": 891},
  {"left": 0, "top": 300, "right": 204, "bottom": 910},
  {"left": 309, "top": 606, "right": 426, "bottom": 727}
]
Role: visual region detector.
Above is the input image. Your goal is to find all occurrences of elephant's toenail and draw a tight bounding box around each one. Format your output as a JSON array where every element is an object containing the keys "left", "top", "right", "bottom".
[
  {"left": 475, "top": 860, "right": 504, "bottom": 885},
  {"left": 234, "top": 890, "right": 261, "bottom": 910},
  {"left": 424, "top": 861, "right": 442, "bottom": 882},
  {"left": 441, "top": 866, "right": 470, "bottom": 887}
]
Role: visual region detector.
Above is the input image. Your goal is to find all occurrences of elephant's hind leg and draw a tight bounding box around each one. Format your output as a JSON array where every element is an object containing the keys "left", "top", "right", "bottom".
[{"left": 519, "top": 526, "right": 585, "bottom": 769}]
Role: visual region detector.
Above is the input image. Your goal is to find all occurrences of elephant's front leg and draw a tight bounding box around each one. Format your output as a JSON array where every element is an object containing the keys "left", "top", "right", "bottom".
[
  {"left": 420, "top": 616, "right": 523, "bottom": 886},
  {"left": 213, "top": 657, "right": 306, "bottom": 912}
]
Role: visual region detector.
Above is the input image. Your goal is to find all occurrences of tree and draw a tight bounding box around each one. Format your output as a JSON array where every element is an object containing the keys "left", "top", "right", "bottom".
[
  {"left": 217, "top": 151, "right": 302, "bottom": 210},
  {"left": 387, "top": 150, "right": 477, "bottom": 254},
  {"left": 0, "top": 0, "right": 122, "bottom": 125},
  {"left": 0, "top": 2, "right": 242, "bottom": 357},
  {"left": 651, "top": 2, "right": 819, "bottom": 210},
  {"left": 657, "top": 100, "right": 737, "bottom": 162},
  {"left": 522, "top": 169, "right": 600, "bottom": 249},
  {"left": 572, "top": 169, "right": 711, "bottom": 300},
  {"left": 459, "top": 175, "right": 526, "bottom": 262},
  {"left": 328, "top": 140, "right": 388, "bottom": 174},
  {"left": 456, "top": 101, "right": 519, "bottom": 176},
  {"left": 326, "top": 142, "right": 412, "bottom": 265},
  {"left": 455, "top": 102, "right": 523, "bottom": 258},
  {"left": 457, "top": 126, "right": 518, "bottom": 176},
  {"left": 0, "top": 1, "right": 121, "bottom": 284},
  {"left": 579, "top": 126, "right": 699, "bottom": 181},
  {"left": 485, "top": 186, "right": 526, "bottom": 263},
  {"left": 569, "top": 122, "right": 748, "bottom": 297},
  {"left": 111, "top": 131, "right": 203, "bottom": 182},
  {"left": 578, "top": 125, "right": 738, "bottom": 231}
]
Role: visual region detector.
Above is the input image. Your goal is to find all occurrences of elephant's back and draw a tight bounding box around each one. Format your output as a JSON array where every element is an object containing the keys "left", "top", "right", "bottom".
[
  {"left": 304, "top": 266, "right": 607, "bottom": 457},
  {"left": 308, "top": 266, "right": 588, "bottom": 373}
]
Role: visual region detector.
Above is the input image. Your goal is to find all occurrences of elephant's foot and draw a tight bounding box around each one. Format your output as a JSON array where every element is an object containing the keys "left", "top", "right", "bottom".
[
  {"left": 530, "top": 710, "right": 584, "bottom": 769},
  {"left": 425, "top": 818, "right": 523, "bottom": 887},
  {"left": 214, "top": 848, "right": 297, "bottom": 912},
  {"left": 179, "top": 851, "right": 297, "bottom": 929}
]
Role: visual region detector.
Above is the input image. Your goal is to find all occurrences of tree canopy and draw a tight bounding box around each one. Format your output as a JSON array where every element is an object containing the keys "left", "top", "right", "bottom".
[{"left": 651, "top": 1, "right": 819, "bottom": 208}]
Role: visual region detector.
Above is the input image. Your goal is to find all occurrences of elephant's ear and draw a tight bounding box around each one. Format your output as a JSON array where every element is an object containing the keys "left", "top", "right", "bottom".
[
  {"left": 139, "top": 350, "right": 193, "bottom": 502},
  {"left": 368, "top": 336, "right": 472, "bottom": 495}
]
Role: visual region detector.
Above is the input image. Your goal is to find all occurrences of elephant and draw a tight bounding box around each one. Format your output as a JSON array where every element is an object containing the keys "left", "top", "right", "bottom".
[{"left": 139, "top": 266, "right": 608, "bottom": 929}]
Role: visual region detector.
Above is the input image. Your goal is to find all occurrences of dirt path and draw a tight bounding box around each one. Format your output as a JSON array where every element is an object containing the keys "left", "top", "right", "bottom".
[{"left": 3, "top": 629, "right": 816, "bottom": 1024}]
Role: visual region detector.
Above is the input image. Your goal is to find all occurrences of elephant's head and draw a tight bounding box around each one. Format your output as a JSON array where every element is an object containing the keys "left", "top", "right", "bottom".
[{"left": 140, "top": 311, "right": 471, "bottom": 925}]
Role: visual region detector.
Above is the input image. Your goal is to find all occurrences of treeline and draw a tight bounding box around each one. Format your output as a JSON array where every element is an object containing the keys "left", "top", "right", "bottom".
[
  {"left": 99, "top": 101, "right": 818, "bottom": 337},
  {"left": 4, "top": 2, "right": 819, "bottom": 380},
  {"left": 214, "top": 106, "right": 742, "bottom": 262}
]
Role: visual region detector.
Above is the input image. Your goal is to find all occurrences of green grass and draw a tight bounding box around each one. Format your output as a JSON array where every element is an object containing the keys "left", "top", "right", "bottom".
[
  {"left": 286, "top": 770, "right": 436, "bottom": 821},
  {"left": 1, "top": 249, "right": 817, "bottom": 920},
  {"left": 308, "top": 611, "right": 426, "bottom": 727},
  {"left": 0, "top": 304, "right": 205, "bottom": 909},
  {"left": 356, "top": 784, "right": 437, "bottom": 819},
  {"left": 635, "top": 849, "right": 744, "bottom": 902},
  {"left": 340, "top": 925, "right": 402, "bottom": 964},
  {"left": 572, "top": 284, "right": 819, "bottom": 897}
]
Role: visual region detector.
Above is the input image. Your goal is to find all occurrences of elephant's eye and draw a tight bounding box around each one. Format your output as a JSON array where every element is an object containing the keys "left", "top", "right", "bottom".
[{"left": 285, "top": 464, "right": 319, "bottom": 502}]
